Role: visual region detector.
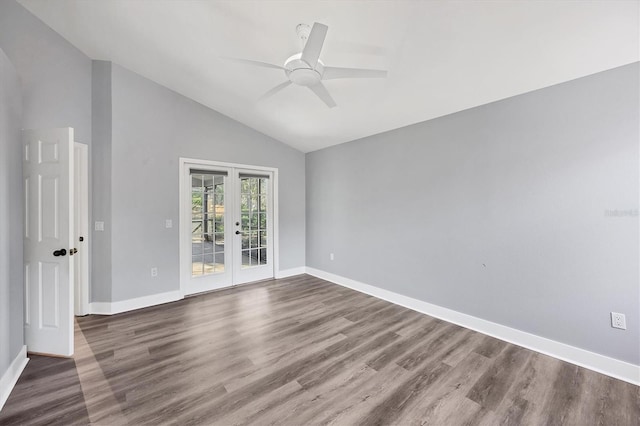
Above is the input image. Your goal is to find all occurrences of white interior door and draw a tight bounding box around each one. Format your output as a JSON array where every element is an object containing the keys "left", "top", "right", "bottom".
[
  {"left": 181, "top": 160, "right": 275, "bottom": 295},
  {"left": 23, "top": 128, "right": 74, "bottom": 357}
]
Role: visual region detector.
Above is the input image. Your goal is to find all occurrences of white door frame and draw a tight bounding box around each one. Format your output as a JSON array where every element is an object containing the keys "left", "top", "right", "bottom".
[
  {"left": 74, "top": 142, "right": 89, "bottom": 316},
  {"left": 179, "top": 157, "right": 279, "bottom": 296}
]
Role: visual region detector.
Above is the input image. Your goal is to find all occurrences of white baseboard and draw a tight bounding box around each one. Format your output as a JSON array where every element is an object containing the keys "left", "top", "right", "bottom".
[
  {"left": 0, "top": 345, "right": 29, "bottom": 411},
  {"left": 90, "top": 290, "right": 183, "bottom": 315},
  {"left": 276, "top": 267, "right": 307, "bottom": 279},
  {"left": 305, "top": 267, "right": 640, "bottom": 386},
  {"left": 88, "top": 268, "right": 306, "bottom": 315}
]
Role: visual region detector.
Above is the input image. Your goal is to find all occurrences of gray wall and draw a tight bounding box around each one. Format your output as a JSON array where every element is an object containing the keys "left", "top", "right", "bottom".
[
  {"left": 91, "top": 61, "right": 112, "bottom": 303},
  {"left": 306, "top": 63, "right": 640, "bottom": 365},
  {"left": 0, "top": 0, "right": 91, "bottom": 143},
  {"left": 0, "top": 47, "right": 24, "bottom": 378},
  {"left": 108, "top": 63, "right": 306, "bottom": 302},
  {"left": 0, "top": 0, "right": 102, "bottom": 302}
]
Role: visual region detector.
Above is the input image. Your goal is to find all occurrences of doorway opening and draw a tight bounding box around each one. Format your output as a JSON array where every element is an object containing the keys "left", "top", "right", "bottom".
[{"left": 179, "top": 158, "right": 278, "bottom": 296}]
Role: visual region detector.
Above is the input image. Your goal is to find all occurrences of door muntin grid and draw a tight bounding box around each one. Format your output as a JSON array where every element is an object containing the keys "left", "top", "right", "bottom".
[
  {"left": 191, "top": 173, "right": 225, "bottom": 276},
  {"left": 239, "top": 176, "right": 268, "bottom": 269}
]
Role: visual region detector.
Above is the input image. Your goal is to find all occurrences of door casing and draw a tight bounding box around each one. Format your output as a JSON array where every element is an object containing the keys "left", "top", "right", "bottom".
[
  {"left": 74, "top": 142, "right": 89, "bottom": 316},
  {"left": 179, "top": 158, "right": 279, "bottom": 296}
]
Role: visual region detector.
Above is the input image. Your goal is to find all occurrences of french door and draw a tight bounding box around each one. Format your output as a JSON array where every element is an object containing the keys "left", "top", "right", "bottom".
[{"left": 181, "top": 160, "right": 275, "bottom": 295}]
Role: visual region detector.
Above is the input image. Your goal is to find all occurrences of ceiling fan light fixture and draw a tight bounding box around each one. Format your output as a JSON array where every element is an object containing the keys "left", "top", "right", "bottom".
[
  {"left": 284, "top": 53, "right": 325, "bottom": 86},
  {"left": 288, "top": 68, "right": 322, "bottom": 86}
]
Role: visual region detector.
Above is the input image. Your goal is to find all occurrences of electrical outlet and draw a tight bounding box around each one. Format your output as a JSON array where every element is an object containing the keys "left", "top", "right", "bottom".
[
  {"left": 151, "top": 267, "right": 158, "bottom": 277},
  {"left": 611, "top": 312, "right": 626, "bottom": 330},
  {"left": 330, "top": 253, "right": 334, "bottom": 261},
  {"left": 94, "top": 221, "right": 104, "bottom": 231},
  {"left": 165, "top": 219, "right": 172, "bottom": 228}
]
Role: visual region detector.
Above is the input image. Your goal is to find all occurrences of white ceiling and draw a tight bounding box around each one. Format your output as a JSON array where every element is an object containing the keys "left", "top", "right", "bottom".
[{"left": 18, "top": 0, "right": 640, "bottom": 152}]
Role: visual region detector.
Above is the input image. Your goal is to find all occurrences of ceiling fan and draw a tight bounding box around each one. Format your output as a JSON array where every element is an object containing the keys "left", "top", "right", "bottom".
[{"left": 230, "top": 22, "right": 387, "bottom": 108}]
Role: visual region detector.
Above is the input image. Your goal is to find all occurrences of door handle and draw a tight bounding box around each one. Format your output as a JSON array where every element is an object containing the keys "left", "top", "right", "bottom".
[
  {"left": 70, "top": 248, "right": 78, "bottom": 256},
  {"left": 235, "top": 230, "right": 242, "bottom": 235},
  {"left": 53, "top": 249, "right": 67, "bottom": 257}
]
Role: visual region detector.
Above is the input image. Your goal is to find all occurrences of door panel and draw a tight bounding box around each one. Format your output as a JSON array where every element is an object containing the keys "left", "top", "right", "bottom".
[
  {"left": 23, "top": 128, "right": 74, "bottom": 357},
  {"left": 234, "top": 172, "right": 273, "bottom": 284},
  {"left": 187, "top": 170, "right": 232, "bottom": 293}
]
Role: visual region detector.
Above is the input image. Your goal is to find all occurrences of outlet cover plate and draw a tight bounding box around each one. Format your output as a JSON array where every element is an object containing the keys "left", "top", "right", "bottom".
[{"left": 611, "top": 312, "right": 626, "bottom": 330}]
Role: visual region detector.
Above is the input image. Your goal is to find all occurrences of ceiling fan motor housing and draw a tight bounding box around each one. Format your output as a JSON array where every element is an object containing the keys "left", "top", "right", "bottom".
[
  {"left": 285, "top": 53, "right": 324, "bottom": 86},
  {"left": 296, "top": 23, "right": 311, "bottom": 42}
]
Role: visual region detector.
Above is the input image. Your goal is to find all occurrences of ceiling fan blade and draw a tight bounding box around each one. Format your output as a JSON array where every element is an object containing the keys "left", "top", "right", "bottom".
[
  {"left": 308, "top": 82, "right": 336, "bottom": 108},
  {"left": 301, "top": 22, "right": 328, "bottom": 69},
  {"left": 225, "top": 57, "right": 286, "bottom": 70},
  {"left": 322, "top": 66, "right": 387, "bottom": 80},
  {"left": 260, "top": 81, "right": 292, "bottom": 100}
]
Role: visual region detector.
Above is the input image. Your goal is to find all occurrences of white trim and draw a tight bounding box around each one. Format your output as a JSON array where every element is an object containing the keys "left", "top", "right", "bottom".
[
  {"left": 275, "top": 267, "right": 307, "bottom": 279},
  {"left": 305, "top": 267, "right": 640, "bottom": 386},
  {"left": 89, "top": 290, "right": 183, "bottom": 315},
  {"left": 179, "top": 157, "right": 279, "bottom": 174},
  {"left": 74, "top": 142, "right": 90, "bottom": 316},
  {"left": 0, "top": 346, "right": 29, "bottom": 411},
  {"left": 272, "top": 171, "right": 280, "bottom": 280}
]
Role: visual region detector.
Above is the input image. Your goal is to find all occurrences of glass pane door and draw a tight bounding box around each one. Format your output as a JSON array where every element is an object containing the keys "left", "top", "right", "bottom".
[
  {"left": 191, "top": 172, "right": 227, "bottom": 280},
  {"left": 234, "top": 171, "right": 273, "bottom": 284},
  {"left": 239, "top": 176, "right": 268, "bottom": 269}
]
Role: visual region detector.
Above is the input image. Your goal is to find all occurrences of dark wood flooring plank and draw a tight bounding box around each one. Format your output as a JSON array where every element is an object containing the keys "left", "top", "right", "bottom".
[
  {"left": 366, "top": 317, "right": 441, "bottom": 371},
  {"left": 393, "top": 351, "right": 491, "bottom": 425},
  {"left": 474, "top": 334, "right": 508, "bottom": 358},
  {"left": 466, "top": 344, "right": 532, "bottom": 411},
  {"left": 396, "top": 322, "right": 467, "bottom": 371},
  {"left": 541, "top": 363, "right": 587, "bottom": 426},
  {"left": 355, "top": 361, "right": 452, "bottom": 425}
]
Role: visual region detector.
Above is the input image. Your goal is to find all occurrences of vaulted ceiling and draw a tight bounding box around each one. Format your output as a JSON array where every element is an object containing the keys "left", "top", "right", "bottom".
[{"left": 19, "top": 0, "right": 640, "bottom": 152}]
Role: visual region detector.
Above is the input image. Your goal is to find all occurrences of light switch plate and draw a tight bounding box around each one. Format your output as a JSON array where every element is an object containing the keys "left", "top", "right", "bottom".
[{"left": 165, "top": 219, "right": 172, "bottom": 228}]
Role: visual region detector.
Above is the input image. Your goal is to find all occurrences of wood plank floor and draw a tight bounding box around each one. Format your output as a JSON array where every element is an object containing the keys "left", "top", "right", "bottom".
[{"left": 1, "top": 274, "right": 638, "bottom": 425}]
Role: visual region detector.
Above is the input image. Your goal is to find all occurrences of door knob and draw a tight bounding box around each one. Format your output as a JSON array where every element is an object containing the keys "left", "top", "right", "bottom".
[
  {"left": 235, "top": 230, "right": 242, "bottom": 235},
  {"left": 70, "top": 248, "right": 78, "bottom": 256},
  {"left": 53, "top": 249, "right": 67, "bottom": 257}
]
